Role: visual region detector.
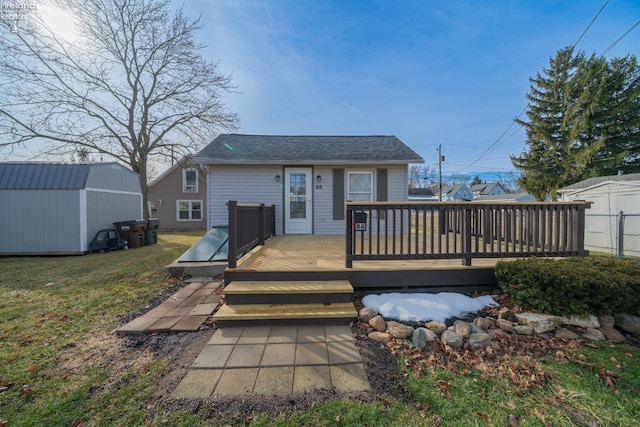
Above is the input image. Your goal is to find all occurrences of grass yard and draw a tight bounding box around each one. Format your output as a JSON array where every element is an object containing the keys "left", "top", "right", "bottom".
[{"left": 1, "top": 231, "right": 639, "bottom": 426}]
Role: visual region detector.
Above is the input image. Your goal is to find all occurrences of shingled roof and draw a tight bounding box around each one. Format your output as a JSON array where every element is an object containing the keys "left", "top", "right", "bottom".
[{"left": 193, "top": 134, "right": 424, "bottom": 164}]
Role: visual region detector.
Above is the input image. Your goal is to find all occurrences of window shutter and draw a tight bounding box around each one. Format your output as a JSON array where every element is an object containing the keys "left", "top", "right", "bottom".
[
  {"left": 376, "top": 169, "right": 388, "bottom": 201},
  {"left": 333, "top": 168, "right": 345, "bottom": 220}
]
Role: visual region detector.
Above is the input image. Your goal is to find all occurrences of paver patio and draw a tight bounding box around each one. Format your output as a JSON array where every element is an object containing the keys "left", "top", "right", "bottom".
[{"left": 172, "top": 325, "right": 371, "bottom": 398}]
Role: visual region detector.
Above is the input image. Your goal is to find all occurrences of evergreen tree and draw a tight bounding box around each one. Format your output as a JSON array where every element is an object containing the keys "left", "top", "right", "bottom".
[{"left": 512, "top": 48, "right": 640, "bottom": 200}]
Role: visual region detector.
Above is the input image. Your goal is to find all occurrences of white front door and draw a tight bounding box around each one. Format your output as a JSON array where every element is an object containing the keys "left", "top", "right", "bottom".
[{"left": 285, "top": 167, "right": 312, "bottom": 234}]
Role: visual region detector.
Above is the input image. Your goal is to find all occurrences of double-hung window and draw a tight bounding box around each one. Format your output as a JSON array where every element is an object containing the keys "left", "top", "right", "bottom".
[
  {"left": 183, "top": 168, "right": 198, "bottom": 193},
  {"left": 347, "top": 171, "right": 373, "bottom": 202},
  {"left": 177, "top": 200, "right": 202, "bottom": 221}
]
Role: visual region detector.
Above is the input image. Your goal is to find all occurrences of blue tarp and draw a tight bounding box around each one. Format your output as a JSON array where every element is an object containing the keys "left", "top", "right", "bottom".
[{"left": 177, "top": 226, "right": 229, "bottom": 263}]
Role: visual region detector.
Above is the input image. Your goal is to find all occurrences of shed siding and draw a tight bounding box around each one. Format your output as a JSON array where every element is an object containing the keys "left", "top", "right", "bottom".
[
  {"left": 208, "top": 165, "right": 283, "bottom": 234},
  {"left": 147, "top": 165, "right": 207, "bottom": 230},
  {"left": 0, "top": 190, "right": 81, "bottom": 253},
  {"left": 85, "top": 191, "right": 144, "bottom": 249},
  {"left": 86, "top": 163, "right": 141, "bottom": 193},
  {"left": 562, "top": 183, "right": 640, "bottom": 215}
]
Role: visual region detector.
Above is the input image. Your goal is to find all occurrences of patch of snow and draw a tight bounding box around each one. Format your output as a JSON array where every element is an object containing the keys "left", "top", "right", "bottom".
[{"left": 362, "top": 292, "right": 498, "bottom": 323}]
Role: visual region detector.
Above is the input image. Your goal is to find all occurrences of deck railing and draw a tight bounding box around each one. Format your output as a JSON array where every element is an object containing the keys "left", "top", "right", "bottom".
[
  {"left": 228, "top": 201, "right": 276, "bottom": 268},
  {"left": 345, "top": 201, "right": 591, "bottom": 268}
]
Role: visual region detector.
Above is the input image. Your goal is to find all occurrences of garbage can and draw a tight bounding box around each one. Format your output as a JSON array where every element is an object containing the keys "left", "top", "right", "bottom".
[
  {"left": 114, "top": 220, "right": 147, "bottom": 248},
  {"left": 145, "top": 218, "right": 159, "bottom": 245}
]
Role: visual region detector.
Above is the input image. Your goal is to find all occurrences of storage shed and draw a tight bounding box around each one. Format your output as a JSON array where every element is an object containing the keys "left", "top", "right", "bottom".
[{"left": 0, "top": 162, "right": 143, "bottom": 255}]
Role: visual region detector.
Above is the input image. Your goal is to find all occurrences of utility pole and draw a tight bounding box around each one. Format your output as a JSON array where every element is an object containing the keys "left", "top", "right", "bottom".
[{"left": 438, "top": 144, "right": 444, "bottom": 201}]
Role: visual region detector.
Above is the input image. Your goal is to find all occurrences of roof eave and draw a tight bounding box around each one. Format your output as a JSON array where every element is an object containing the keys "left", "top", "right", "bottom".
[{"left": 191, "top": 158, "right": 423, "bottom": 165}]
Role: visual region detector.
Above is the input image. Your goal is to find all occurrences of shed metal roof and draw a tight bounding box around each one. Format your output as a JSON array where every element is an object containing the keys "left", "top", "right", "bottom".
[
  {"left": 193, "top": 134, "right": 424, "bottom": 164},
  {"left": 558, "top": 173, "right": 640, "bottom": 192},
  {"left": 0, "top": 162, "right": 110, "bottom": 190}
]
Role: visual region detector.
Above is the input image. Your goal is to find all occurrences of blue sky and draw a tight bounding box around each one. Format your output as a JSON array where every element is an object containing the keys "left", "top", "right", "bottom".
[
  {"left": 181, "top": 0, "right": 639, "bottom": 179},
  {"left": 3, "top": 1, "right": 639, "bottom": 181}
]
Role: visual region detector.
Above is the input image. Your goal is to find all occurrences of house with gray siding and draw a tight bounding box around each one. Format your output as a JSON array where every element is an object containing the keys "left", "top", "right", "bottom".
[
  {"left": 147, "top": 157, "right": 207, "bottom": 230},
  {"left": 193, "top": 134, "right": 424, "bottom": 235},
  {"left": 0, "top": 162, "right": 142, "bottom": 254}
]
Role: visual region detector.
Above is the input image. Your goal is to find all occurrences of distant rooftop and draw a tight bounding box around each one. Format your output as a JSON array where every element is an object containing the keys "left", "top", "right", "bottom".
[{"left": 558, "top": 172, "right": 640, "bottom": 192}]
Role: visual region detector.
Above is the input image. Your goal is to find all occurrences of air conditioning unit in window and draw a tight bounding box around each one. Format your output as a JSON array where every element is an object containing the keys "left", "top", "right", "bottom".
[{"left": 185, "top": 185, "right": 196, "bottom": 192}]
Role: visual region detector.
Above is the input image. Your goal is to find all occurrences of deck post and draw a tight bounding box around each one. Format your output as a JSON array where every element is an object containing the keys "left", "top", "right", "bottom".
[
  {"left": 228, "top": 200, "right": 238, "bottom": 268},
  {"left": 345, "top": 206, "right": 353, "bottom": 268},
  {"left": 259, "top": 203, "right": 266, "bottom": 245},
  {"left": 462, "top": 206, "right": 472, "bottom": 266}
]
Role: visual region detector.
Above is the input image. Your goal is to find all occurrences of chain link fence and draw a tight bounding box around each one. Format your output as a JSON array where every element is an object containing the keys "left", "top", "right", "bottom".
[{"left": 585, "top": 212, "right": 640, "bottom": 258}]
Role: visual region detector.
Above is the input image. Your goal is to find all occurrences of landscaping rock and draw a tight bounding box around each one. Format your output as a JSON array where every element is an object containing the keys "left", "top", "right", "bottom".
[
  {"left": 614, "top": 313, "right": 640, "bottom": 335},
  {"left": 470, "top": 324, "right": 484, "bottom": 334},
  {"left": 387, "top": 321, "right": 414, "bottom": 339},
  {"left": 515, "top": 312, "right": 562, "bottom": 334},
  {"left": 598, "top": 314, "right": 615, "bottom": 329},
  {"left": 368, "top": 331, "right": 392, "bottom": 344},
  {"left": 496, "top": 319, "right": 513, "bottom": 332},
  {"left": 513, "top": 325, "right": 533, "bottom": 336},
  {"left": 425, "top": 321, "right": 446, "bottom": 334},
  {"left": 561, "top": 314, "right": 600, "bottom": 329},
  {"left": 468, "top": 332, "right": 492, "bottom": 349},
  {"left": 454, "top": 321, "right": 472, "bottom": 339},
  {"left": 473, "top": 317, "right": 491, "bottom": 331},
  {"left": 487, "top": 328, "right": 510, "bottom": 338},
  {"left": 498, "top": 307, "right": 518, "bottom": 322},
  {"left": 441, "top": 330, "right": 463, "bottom": 350},
  {"left": 368, "top": 315, "right": 387, "bottom": 332},
  {"left": 359, "top": 307, "right": 378, "bottom": 323},
  {"left": 412, "top": 327, "right": 437, "bottom": 348},
  {"left": 600, "top": 326, "right": 625, "bottom": 343},
  {"left": 554, "top": 328, "right": 580, "bottom": 340},
  {"left": 582, "top": 328, "right": 606, "bottom": 342}
]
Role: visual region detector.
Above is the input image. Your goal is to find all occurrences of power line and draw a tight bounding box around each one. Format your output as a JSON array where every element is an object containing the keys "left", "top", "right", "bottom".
[
  {"left": 600, "top": 20, "right": 640, "bottom": 57},
  {"left": 573, "top": 0, "right": 610, "bottom": 48}
]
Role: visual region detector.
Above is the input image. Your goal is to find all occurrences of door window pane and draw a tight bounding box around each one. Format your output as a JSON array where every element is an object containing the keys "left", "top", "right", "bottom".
[{"left": 290, "top": 173, "right": 306, "bottom": 218}]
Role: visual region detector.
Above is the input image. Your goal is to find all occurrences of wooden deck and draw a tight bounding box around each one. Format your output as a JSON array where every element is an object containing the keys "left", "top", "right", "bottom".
[{"left": 225, "top": 235, "right": 512, "bottom": 292}]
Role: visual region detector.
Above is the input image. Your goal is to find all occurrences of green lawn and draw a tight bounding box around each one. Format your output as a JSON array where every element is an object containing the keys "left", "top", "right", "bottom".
[{"left": 1, "top": 232, "right": 638, "bottom": 426}]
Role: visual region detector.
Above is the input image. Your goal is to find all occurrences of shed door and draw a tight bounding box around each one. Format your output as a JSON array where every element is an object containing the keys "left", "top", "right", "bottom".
[{"left": 285, "top": 168, "right": 312, "bottom": 234}]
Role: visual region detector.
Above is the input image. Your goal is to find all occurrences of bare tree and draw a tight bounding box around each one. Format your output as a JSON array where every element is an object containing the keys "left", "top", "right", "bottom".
[
  {"left": 0, "top": 0, "right": 239, "bottom": 213},
  {"left": 408, "top": 164, "right": 437, "bottom": 188},
  {"left": 495, "top": 171, "right": 522, "bottom": 194}
]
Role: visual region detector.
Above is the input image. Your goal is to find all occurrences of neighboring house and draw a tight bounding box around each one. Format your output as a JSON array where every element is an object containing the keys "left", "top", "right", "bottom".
[
  {"left": 408, "top": 187, "right": 437, "bottom": 201},
  {"left": 193, "top": 134, "right": 424, "bottom": 235},
  {"left": 472, "top": 193, "right": 536, "bottom": 202},
  {"left": 440, "top": 183, "right": 473, "bottom": 201},
  {"left": 471, "top": 182, "right": 507, "bottom": 199},
  {"left": 0, "top": 162, "right": 142, "bottom": 255},
  {"left": 147, "top": 158, "right": 207, "bottom": 230},
  {"left": 557, "top": 172, "right": 640, "bottom": 215}
]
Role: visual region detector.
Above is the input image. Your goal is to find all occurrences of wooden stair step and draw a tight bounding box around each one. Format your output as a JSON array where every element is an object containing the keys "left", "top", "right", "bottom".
[
  {"left": 213, "top": 302, "right": 357, "bottom": 321},
  {"left": 223, "top": 280, "right": 353, "bottom": 295}
]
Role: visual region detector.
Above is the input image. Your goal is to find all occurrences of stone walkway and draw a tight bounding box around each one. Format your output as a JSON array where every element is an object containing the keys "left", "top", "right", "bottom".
[
  {"left": 172, "top": 325, "right": 371, "bottom": 398},
  {"left": 116, "top": 280, "right": 221, "bottom": 334}
]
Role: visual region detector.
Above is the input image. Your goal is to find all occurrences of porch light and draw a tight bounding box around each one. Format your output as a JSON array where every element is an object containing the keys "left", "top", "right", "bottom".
[
  {"left": 316, "top": 175, "right": 321, "bottom": 183},
  {"left": 275, "top": 174, "right": 281, "bottom": 183}
]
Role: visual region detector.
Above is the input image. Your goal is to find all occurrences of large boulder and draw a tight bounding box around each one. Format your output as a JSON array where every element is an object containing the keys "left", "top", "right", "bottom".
[
  {"left": 614, "top": 313, "right": 640, "bottom": 335},
  {"left": 468, "top": 332, "right": 492, "bottom": 349},
  {"left": 599, "top": 326, "right": 625, "bottom": 343},
  {"left": 368, "top": 331, "right": 392, "bottom": 344},
  {"left": 412, "top": 327, "right": 438, "bottom": 348},
  {"left": 473, "top": 317, "right": 491, "bottom": 331},
  {"left": 441, "top": 330, "right": 463, "bottom": 350},
  {"left": 496, "top": 319, "right": 514, "bottom": 332},
  {"left": 368, "top": 315, "right": 387, "bottom": 332},
  {"left": 513, "top": 325, "right": 533, "bottom": 336},
  {"left": 561, "top": 314, "right": 600, "bottom": 329},
  {"left": 359, "top": 307, "right": 378, "bottom": 323},
  {"left": 425, "top": 321, "right": 447, "bottom": 335},
  {"left": 598, "top": 314, "right": 615, "bottom": 329},
  {"left": 387, "top": 321, "right": 414, "bottom": 339},
  {"left": 582, "top": 328, "right": 606, "bottom": 342},
  {"left": 515, "top": 313, "right": 562, "bottom": 334},
  {"left": 554, "top": 328, "right": 580, "bottom": 340},
  {"left": 454, "top": 321, "right": 472, "bottom": 339}
]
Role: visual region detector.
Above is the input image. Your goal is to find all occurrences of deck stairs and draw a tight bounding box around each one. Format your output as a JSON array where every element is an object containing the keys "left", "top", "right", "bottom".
[{"left": 213, "top": 280, "right": 358, "bottom": 327}]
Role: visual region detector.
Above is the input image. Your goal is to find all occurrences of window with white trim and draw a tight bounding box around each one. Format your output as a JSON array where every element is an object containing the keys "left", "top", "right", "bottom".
[
  {"left": 177, "top": 200, "right": 202, "bottom": 221},
  {"left": 183, "top": 168, "right": 198, "bottom": 193},
  {"left": 347, "top": 171, "right": 373, "bottom": 202}
]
